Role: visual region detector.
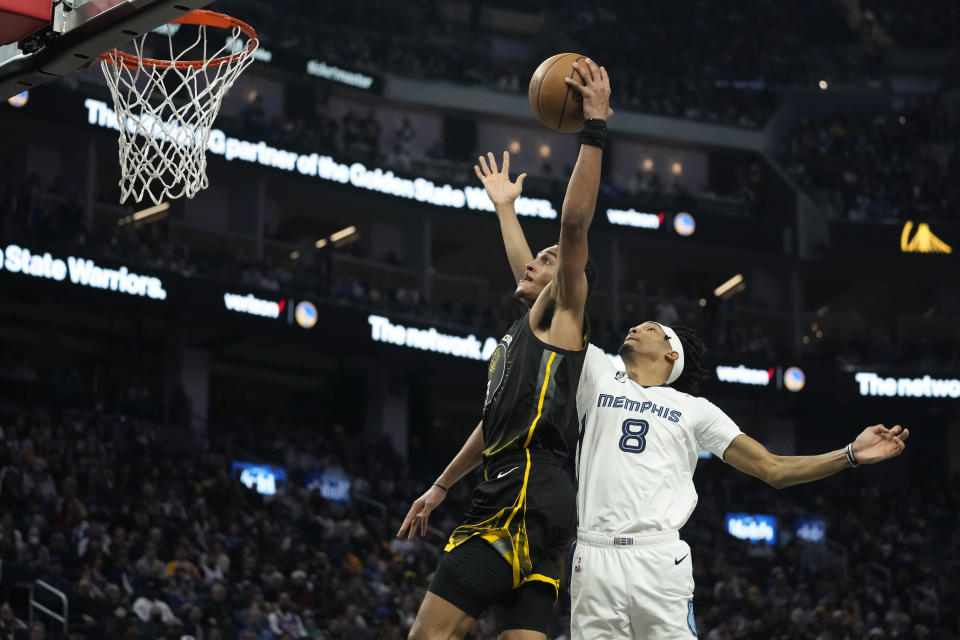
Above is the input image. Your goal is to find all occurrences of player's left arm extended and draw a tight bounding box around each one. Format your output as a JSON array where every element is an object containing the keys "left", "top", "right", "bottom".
[
  {"left": 723, "top": 424, "right": 909, "bottom": 489},
  {"left": 474, "top": 150, "right": 534, "bottom": 281}
]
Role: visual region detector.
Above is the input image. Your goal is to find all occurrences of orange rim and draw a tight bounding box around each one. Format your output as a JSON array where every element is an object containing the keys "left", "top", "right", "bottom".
[{"left": 98, "top": 10, "right": 258, "bottom": 70}]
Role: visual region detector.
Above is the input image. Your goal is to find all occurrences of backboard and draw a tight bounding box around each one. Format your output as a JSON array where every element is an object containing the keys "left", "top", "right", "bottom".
[{"left": 0, "top": 0, "right": 213, "bottom": 100}]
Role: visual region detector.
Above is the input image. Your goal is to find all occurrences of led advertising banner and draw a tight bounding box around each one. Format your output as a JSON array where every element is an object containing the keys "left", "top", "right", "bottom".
[
  {"left": 715, "top": 364, "right": 774, "bottom": 386},
  {"left": 606, "top": 208, "right": 663, "bottom": 229},
  {"left": 713, "top": 364, "right": 805, "bottom": 393},
  {"left": 82, "top": 98, "right": 558, "bottom": 220},
  {"left": 74, "top": 98, "right": 727, "bottom": 240},
  {"left": 231, "top": 461, "right": 287, "bottom": 495},
  {"left": 853, "top": 371, "right": 960, "bottom": 399},
  {"left": 219, "top": 35, "right": 383, "bottom": 93},
  {"left": 367, "top": 314, "right": 626, "bottom": 368},
  {"left": 2, "top": 241, "right": 951, "bottom": 402},
  {"left": 0, "top": 242, "right": 167, "bottom": 300},
  {"left": 0, "top": 239, "right": 329, "bottom": 331},
  {"left": 794, "top": 517, "right": 826, "bottom": 544},
  {"left": 305, "top": 470, "right": 351, "bottom": 505},
  {"left": 725, "top": 513, "right": 777, "bottom": 545},
  {"left": 368, "top": 314, "right": 498, "bottom": 361},
  {"left": 223, "top": 292, "right": 286, "bottom": 319}
]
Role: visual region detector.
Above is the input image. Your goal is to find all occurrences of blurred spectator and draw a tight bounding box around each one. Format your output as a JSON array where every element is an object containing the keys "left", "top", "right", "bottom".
[
  {"left": 267, "top": 598, "right": 307, "bottom": 638},
  {"left": 0, "top": 601, "right": 28, "bottom": 638},
  {"left": 239, "top": 607, "right": 274, "bottom": 640},
  {"left": 654, "top": 295, "right": 680, "bottom": 326},
  {"left": 132, "top": 581, "right": 176, "bottom": 624},
  {"left": 165, "top": 545, "right": 201, "bottom": 581},
  {"left": 135, "top": 542, "right": 165, "bottom": 581}
]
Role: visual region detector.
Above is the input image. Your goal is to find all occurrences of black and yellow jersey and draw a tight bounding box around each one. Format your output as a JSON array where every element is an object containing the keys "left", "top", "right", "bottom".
[
  {"left": 445, "top": 310, "right": 589, "bottom": 596},
  {"left": 480, "top": 311, "right": 588, "bottom": 458}
]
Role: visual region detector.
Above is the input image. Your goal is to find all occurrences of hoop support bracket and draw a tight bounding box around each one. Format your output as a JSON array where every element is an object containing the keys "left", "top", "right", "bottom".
[{"left": 0, "top": 0, "right": 213, "bottom": 100}]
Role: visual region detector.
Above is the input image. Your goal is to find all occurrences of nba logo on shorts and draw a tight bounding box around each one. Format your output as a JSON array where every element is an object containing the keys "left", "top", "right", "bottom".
[{"left": 574, "top": 556, "right": 582, "bottom": 572}]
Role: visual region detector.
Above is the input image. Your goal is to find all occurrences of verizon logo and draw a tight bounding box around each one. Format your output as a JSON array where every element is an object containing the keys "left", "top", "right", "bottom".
[
  {"left": 606, "top": 208, "right": 664, "bottom": 229},
  {"left": 223, "top": 293, "right": 285, "bottom": 318},
  {"left": 715, "top": 365, "right": 774, "bottom": 386}
]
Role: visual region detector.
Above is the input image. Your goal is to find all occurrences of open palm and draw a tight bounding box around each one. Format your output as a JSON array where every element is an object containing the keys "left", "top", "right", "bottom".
[
  {"left": 474, "top": 151, "right": 526, "bottom": 207},
  {"left": 852, "top": 424, "right": 909, "bottom": 464}
]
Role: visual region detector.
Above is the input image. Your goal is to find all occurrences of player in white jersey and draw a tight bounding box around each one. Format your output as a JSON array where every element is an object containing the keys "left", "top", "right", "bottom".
[{"left": 572, "top": 321, "right": 910, "bottom": 639}]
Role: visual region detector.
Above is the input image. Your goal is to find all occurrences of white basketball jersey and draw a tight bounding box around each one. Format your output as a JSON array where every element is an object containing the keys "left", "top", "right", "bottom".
[{"left": 575, "top": 345, "right": 743, "bottom": 534}]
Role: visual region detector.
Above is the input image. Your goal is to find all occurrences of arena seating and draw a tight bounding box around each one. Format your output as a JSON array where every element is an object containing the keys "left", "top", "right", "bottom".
[{"left": 0, "top": 353, "right": 957, "bottom": 639}]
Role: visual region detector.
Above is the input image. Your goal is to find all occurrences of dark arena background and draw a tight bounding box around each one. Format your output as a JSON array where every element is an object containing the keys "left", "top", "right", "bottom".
[{"left": 0, "top": 0, "right": 958, "bottom": 638}]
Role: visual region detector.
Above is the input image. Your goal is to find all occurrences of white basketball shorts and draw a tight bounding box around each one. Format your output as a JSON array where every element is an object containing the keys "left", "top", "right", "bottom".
[{"left": 570, "top": 529, "right": 697, "bottom": 639}]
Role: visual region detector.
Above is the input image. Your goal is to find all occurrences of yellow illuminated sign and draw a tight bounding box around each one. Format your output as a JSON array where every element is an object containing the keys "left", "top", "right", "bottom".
[{"left": 900, "top": 221, "right": 952, "bottom": 254}]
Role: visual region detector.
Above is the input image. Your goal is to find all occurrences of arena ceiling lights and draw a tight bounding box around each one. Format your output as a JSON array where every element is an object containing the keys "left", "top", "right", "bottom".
[
  {"left": 713, "top": 273, "right": 744, "bottom": 300},
  {"left": 116, "top": 201, "right": 170, "bottom": 227},
  {"left": 329, "top": 225, "right": 358, "bottom": 246}
]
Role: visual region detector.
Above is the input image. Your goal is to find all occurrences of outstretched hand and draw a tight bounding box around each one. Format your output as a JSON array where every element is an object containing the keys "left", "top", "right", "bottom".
[
  {"left": 852, "top": 424, "right": 909, "bottom": 464},
  {"left": 474, "top": 151, "right": 526, "bottom": 207},
  {"left": 396, "top": 484, "right": 447, "bottom": 540},
  {"left": 564, "top": 57, "right": 613, "bottom": 121}
]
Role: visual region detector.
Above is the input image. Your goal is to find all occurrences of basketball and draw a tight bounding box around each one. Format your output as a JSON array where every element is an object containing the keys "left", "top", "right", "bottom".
[{"left": 528, "top": 52, "right": 589, "bottom": 133}]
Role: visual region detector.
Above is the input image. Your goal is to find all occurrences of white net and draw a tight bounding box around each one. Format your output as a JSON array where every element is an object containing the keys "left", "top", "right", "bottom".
[{"left": 99, "top": 13, "right": 258, "bottom": 204}]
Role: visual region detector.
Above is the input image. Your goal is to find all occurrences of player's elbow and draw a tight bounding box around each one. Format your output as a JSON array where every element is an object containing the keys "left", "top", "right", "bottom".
[
  {"left": 558, "top": 219, "right": 591, "bottom": 255},
  {"left": 761, "top": 456, "right": 788, "bottom": 489},
  {"left": 560, "top": 216, "right": 590, "bottom": 235},
  {"left": 767, "top": 477, "right": 789, "bottom": 490},
  {"left": 560, "top": 199, "right": 594, "bottom": 226}
]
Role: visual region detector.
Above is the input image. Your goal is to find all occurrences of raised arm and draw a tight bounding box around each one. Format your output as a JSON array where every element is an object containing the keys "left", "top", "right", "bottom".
[
  {"left": 723, "top": 424, "right": 909, "bottom": 489},
  {"left": 474, "top": 151, "right": 533, "bottom": 281},
  {"left": 527, "top": 59, "right": 612, "bottom": 350},
  {"left": 552, "top": 58, "right": 611, "bottom": 312},
  {"left": 397, "top": 421, "right": 485, "bottom": 540}
]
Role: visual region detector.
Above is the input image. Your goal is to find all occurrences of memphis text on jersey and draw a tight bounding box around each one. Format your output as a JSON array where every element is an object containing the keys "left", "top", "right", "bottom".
[{"left": 596, "top": 393, "right": 682, "bottom": 422}]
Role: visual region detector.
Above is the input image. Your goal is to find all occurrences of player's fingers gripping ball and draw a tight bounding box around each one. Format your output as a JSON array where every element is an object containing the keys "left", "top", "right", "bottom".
[{"left": 529, "top": 52, "right": 591, "bottom": 132}]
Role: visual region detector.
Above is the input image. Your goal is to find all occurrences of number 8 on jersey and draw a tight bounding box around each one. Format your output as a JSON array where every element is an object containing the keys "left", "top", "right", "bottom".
[{"left": 619, "top": 418, "right": 649, "bottom": 454}]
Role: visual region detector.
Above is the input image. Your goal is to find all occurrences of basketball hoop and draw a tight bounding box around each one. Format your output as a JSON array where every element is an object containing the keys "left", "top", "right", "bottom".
[{"left": 98, "top": 10, "right": 258, "bottom": 204}]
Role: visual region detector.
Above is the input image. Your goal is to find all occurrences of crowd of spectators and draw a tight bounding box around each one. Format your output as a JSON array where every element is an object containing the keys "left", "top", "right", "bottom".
[
  {"left": 0, "top": 351, "right": 957, "bottom": 640},
  {"left": 219, "top": 0, "right": 956, "bottom": 129},
  {"left": 780, "top": 96, "right": 959, "bottom": 222},
  {"left": 555, "top": 0, "right": 847, "bottom": 128},
  {"left": 219, "top": 0, "right": 864, "bottom": 128}
]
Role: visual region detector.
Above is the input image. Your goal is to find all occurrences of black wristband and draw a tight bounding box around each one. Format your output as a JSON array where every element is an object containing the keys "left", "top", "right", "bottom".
[
  {"left": 580, "top": 118, "right": 607, "bottom": 150},
  {"left": 432, "top": 482, "right": 449, "bottom": 492},
  {"left": 844, "top": 443, "right": 859, "bottom": 468}
]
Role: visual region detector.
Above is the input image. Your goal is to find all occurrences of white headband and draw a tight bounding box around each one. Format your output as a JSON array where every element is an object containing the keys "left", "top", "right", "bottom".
[{"left": 654, "top": 323, "right": 685, "bottom": 385}]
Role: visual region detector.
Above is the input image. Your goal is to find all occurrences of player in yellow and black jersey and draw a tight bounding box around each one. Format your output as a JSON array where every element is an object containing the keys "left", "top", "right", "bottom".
[{"left": 398, "top": 57, "right": 613, "bottom": 640}]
